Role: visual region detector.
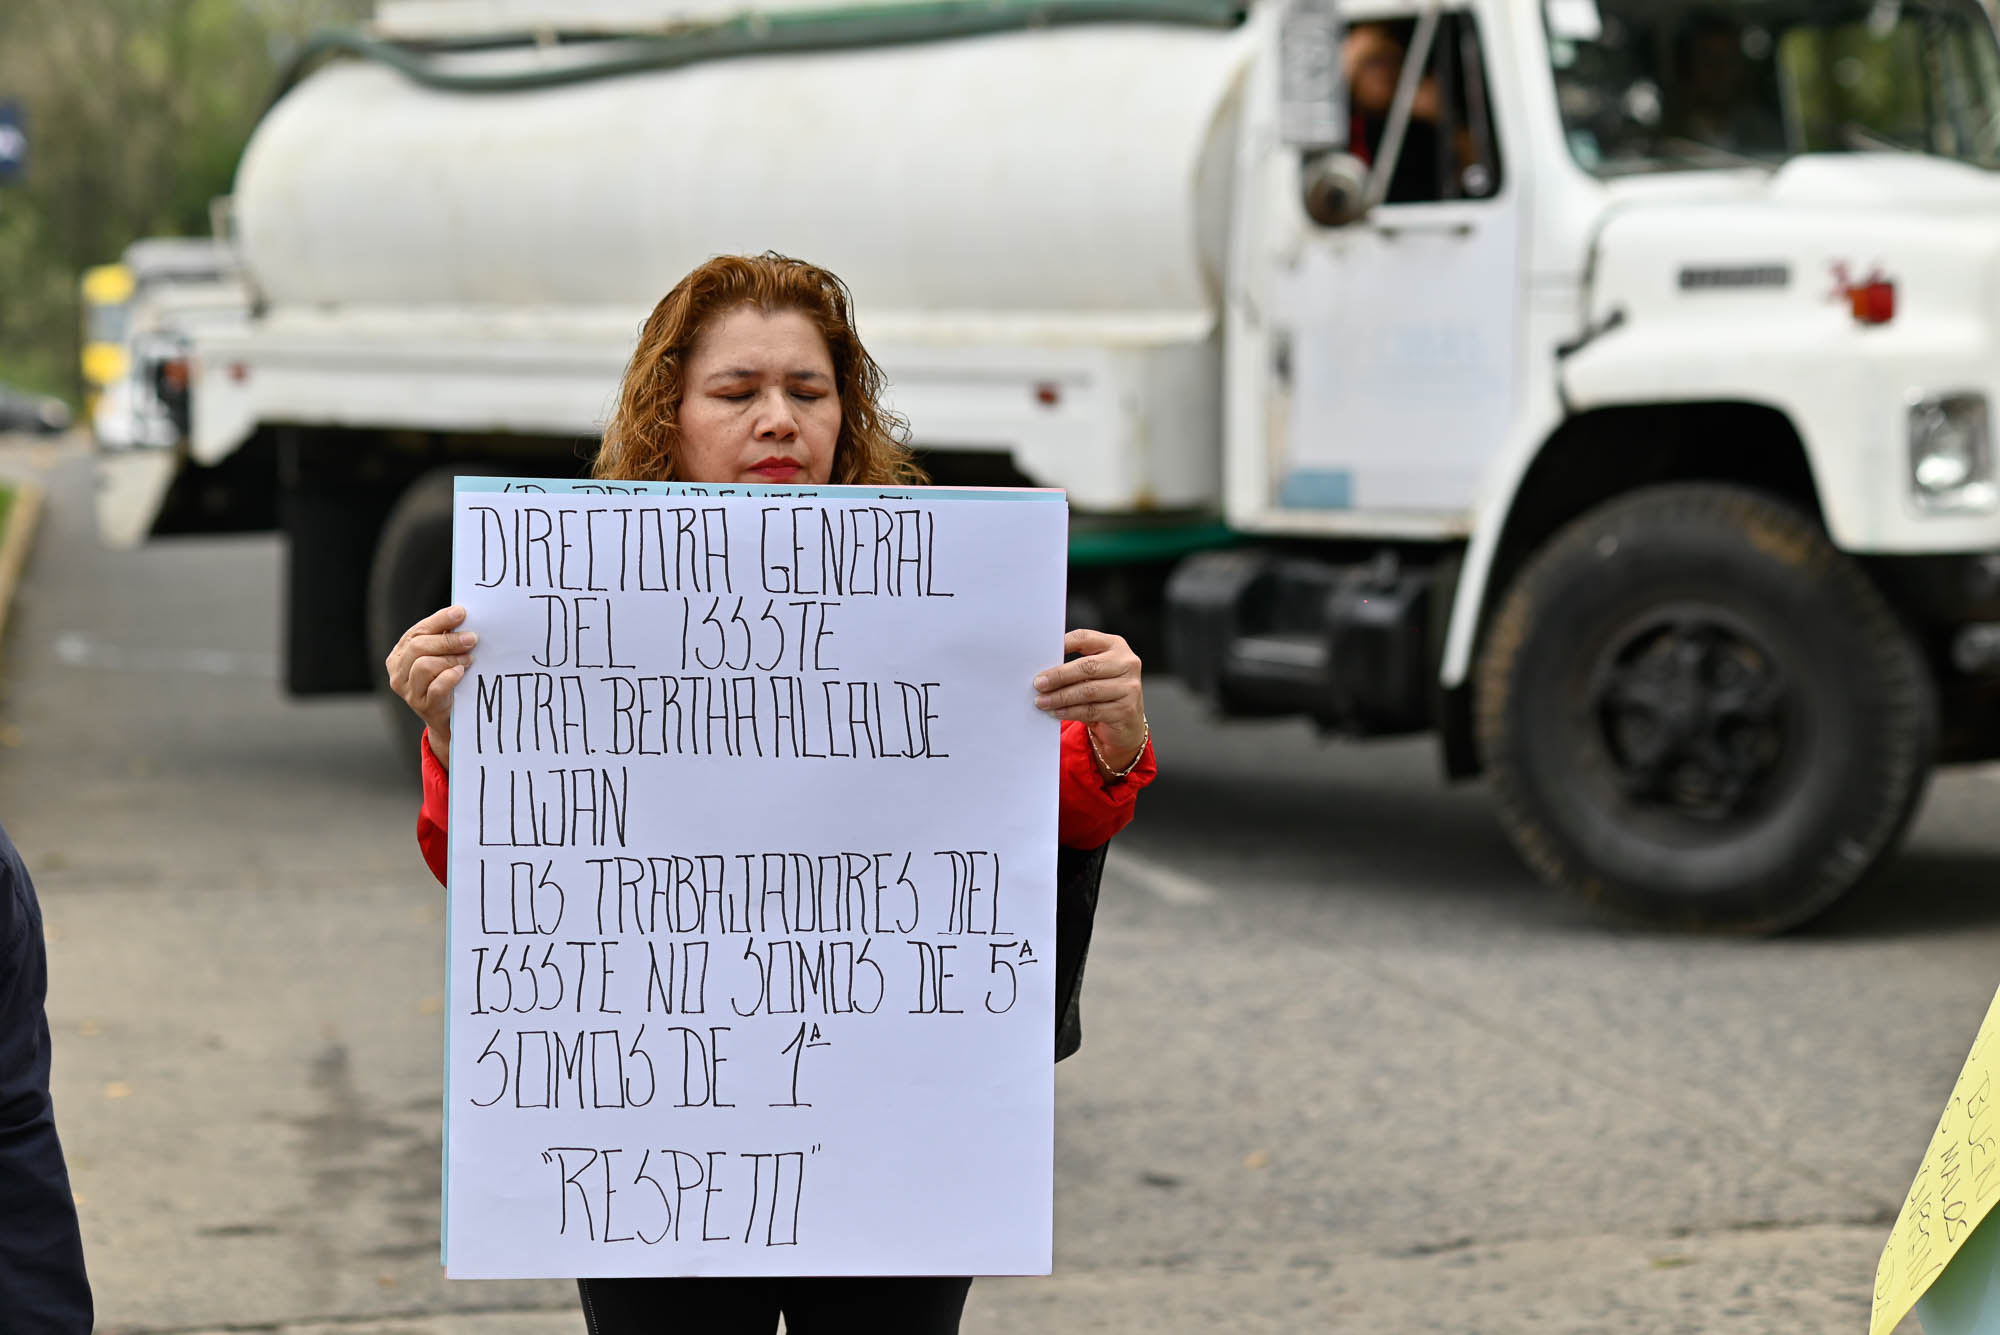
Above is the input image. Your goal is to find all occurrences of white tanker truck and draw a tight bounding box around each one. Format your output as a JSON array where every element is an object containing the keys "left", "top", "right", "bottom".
[{"left": 102, "top": 0, "right": 2000, "bottom": 930}]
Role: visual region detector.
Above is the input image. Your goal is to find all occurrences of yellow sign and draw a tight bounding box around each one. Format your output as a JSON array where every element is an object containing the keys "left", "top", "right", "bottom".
[
  {"left": 81, "top": 342, "right": 128, "bottom": 389},
  {"left": 1874, "top": 985, "right": 2000, "bottom": 1335},
  {"left": 80, "top": 263, "right": 134, "bottom": 305}
]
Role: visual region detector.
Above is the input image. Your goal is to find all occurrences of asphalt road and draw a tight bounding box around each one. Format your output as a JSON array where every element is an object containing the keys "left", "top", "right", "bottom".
[{"left": 5, "top": 437, "right": 1995, "bottom": 1334}]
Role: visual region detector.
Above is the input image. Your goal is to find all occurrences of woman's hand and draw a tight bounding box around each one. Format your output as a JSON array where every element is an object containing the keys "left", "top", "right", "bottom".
[
  {"left": 1033, "top": 628, "right": 1147, "bottom": 777},
  {"left": 385, "top": 604, "right": 477, "bottom": 770}
]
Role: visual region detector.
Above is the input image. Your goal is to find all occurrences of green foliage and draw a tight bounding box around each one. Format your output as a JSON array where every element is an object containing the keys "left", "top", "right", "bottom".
[
  {"left": 1780, "top": 21, "right": 1929, "bottom": 153},
  {"left": 0, "top": 0, "right": 372, "bottom": 402}
]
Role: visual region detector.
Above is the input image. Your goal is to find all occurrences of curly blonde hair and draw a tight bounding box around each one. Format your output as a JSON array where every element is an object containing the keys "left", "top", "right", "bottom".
[{"left": 595, "top": 253, "right": 926, "bottom": 487}]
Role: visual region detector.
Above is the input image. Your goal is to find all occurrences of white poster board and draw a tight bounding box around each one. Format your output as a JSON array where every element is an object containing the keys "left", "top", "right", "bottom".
[{"left": 442, "top": 477, "right": 1068, "bottom": 1279}]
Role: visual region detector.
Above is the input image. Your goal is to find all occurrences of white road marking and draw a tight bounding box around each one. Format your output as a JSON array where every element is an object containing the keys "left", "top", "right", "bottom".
[
  {"left": 51, "top": 631, "right": 278, "bottom": 679},
  {"left": 1106, "top": 848, "right": 1219, "bottom": 906}
]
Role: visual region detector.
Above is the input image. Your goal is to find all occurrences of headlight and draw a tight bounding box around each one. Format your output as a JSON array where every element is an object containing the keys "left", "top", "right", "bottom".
[{"left": 1909, "top": 393, "right": 1996, "bottom": 513}]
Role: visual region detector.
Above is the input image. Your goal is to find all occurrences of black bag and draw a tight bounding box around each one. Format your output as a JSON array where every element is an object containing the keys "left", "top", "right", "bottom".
[{"left": 1052, "top": 842, "right": 1107, "bottom": 1062}]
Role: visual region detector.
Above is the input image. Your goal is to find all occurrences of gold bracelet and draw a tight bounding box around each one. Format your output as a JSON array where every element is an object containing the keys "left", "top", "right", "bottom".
[{"left": 1087, "top": 715, "right": 1150, "bottom": 781}]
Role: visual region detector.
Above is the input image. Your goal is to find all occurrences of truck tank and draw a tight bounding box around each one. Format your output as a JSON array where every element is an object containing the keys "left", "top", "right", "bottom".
[
  {"left": 233, "top": 20, "right": 1252, "bottom": 331},
  {"left": 184, "top": 3, "right": 1263, "bottom": 738}
]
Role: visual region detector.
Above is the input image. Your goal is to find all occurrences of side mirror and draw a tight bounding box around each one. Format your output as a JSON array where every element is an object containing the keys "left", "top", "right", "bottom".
[
  {"left": 1300, "top": 151, "right": 1372, "bottom": 227},
  {"left": 1278, "top": 0, "right": 1346, "bottom": 152},
  {"left": 1279, "top": 0, "right": 1370, "bottom": 226}
]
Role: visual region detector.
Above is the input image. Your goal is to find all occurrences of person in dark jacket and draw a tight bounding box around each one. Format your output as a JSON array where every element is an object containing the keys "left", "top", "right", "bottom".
[{"left": 0, "top": 819, "right": 93, "bottom": 1334}]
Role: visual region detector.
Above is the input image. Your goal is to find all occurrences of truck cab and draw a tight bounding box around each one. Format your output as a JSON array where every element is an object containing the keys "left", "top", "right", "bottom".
[
  {"left": 101, "top": 0, "right": 2000, "bottom": 929},
  {"left": 1173, "top": 0, "right": 2000, "bottom": 929}
]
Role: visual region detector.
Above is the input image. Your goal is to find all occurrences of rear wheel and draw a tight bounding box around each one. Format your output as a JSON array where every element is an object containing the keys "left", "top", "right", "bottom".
[
  {"left": 368, "top": 469, "right": 458, "bottom": 772},
  {"left": 1475, "top": 483, "right": 1935, "bottom": 932}
]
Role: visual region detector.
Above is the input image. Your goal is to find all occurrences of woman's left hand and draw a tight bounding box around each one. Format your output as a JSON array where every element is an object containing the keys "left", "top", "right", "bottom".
[{"left": 1034, "top": 628, "right": 1148, "bottom": 775}]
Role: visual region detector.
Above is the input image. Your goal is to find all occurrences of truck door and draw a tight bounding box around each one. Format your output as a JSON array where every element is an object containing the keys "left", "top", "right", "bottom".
[{"left": 1260, "top": 8, "right": 1520, "bottom": 521}]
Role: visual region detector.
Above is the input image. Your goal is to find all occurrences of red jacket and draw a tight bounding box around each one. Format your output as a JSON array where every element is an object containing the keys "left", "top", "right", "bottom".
[{"left": 416, "top": 720, "right": 1152, "bottom": 885}]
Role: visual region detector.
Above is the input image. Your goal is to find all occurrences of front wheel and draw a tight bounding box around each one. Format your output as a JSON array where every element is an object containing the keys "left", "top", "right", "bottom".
[{"left": 1475, "top": 483, "right": 1935, "bottom": 933}]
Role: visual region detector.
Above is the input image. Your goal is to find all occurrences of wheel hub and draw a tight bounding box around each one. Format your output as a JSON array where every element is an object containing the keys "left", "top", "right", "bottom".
[{"left": 1591, "top": 615, "right": 1789, "bottom": 821}]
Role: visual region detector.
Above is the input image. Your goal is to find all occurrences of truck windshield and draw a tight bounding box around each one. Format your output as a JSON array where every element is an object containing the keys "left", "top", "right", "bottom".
[{"left": 1547, "top": 0, "right": 2000, "bottom": 175}]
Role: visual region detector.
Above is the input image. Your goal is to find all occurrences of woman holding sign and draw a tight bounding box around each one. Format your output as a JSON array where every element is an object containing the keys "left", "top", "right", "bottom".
[{"left": 386, "top": 253, "right": 1154, "bottom": 1334}]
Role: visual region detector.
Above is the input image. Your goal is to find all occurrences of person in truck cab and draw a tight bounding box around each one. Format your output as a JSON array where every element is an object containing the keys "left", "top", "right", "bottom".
[
  {"left": 1343, "top": 20, "right": 1448, "bottom": 201},
  {"left": 1342, "top": 18, "right": 1493, "bottom": 202}
]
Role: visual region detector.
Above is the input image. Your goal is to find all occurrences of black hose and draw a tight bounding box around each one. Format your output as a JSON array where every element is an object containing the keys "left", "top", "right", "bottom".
[{"left": 271, "top": 0, "right": 1248, "bottom": 103}]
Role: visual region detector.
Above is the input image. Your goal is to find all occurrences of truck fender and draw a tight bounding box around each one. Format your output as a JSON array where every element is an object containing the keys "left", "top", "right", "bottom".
[{"left": 1436, "top": 413, "right": 1568, "bottom": 691}]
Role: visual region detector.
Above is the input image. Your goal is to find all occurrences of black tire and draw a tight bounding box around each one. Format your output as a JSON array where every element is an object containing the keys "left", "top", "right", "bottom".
[
  {"left": 368, "top": 469, "right": 459, "bottom": 772},
  {"left": 1475, "top": 483, "right": 1935, "bottom": 933}
]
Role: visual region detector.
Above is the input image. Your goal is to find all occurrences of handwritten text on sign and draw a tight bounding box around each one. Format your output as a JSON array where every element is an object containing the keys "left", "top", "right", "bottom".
[
  {"left": 444, "top": 479, "right": 1067, "bottom": 1279},
  {"left": 1873, "top": 983, "right": 2000, "bottom": 1335}
]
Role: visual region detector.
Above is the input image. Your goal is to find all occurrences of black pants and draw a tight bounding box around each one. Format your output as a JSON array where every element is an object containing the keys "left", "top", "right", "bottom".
[
  {"left": 577, "top": 1275, "right": 973, "bottom": 1334},
  {"left": 0, "top": 822, "right": 92, "bottom": 1335}
]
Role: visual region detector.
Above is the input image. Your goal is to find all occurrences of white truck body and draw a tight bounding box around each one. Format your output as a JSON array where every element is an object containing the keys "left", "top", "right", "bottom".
[
  {"left": 111, "top": 0, "right": 2000, "bottom": 928},
  {"left": 193, "top": 19, "right": 1249, "bottom": 510}
]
